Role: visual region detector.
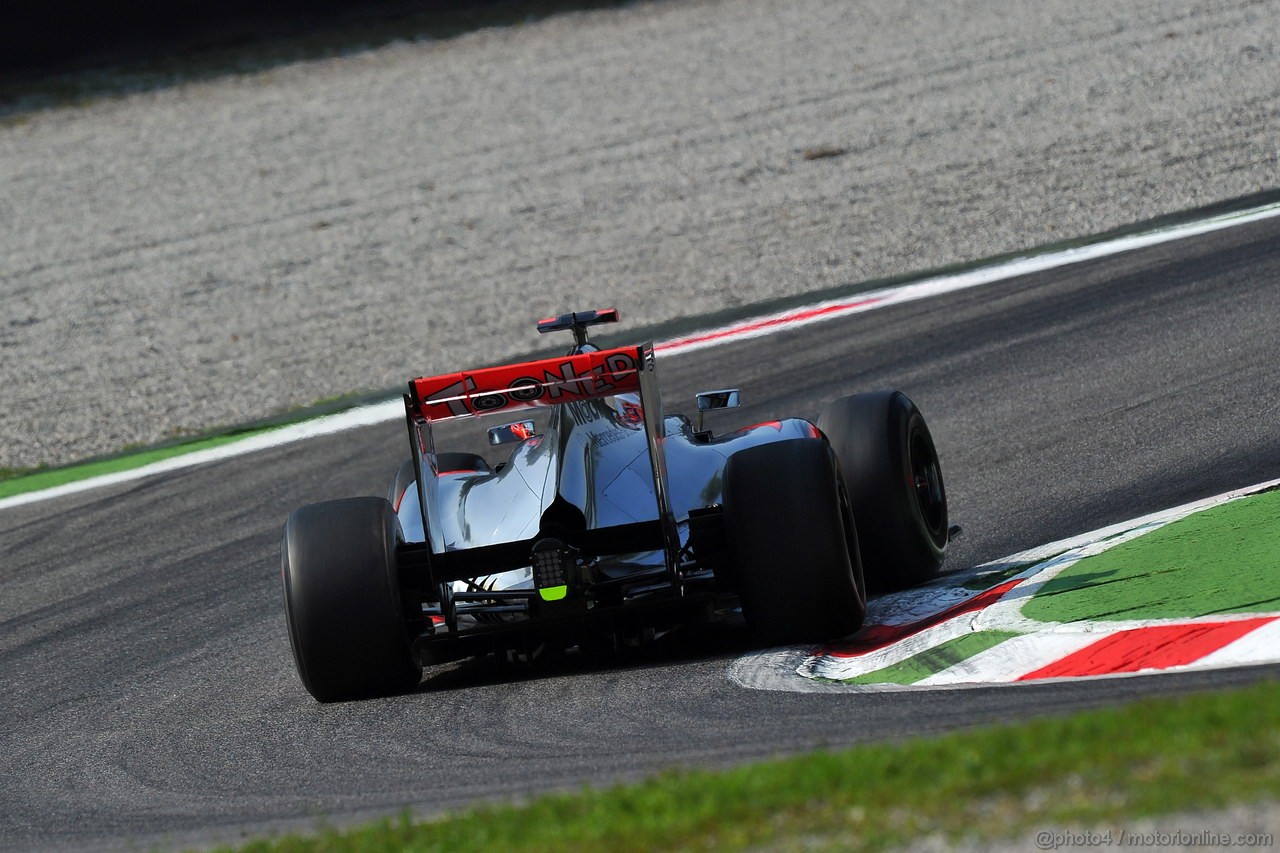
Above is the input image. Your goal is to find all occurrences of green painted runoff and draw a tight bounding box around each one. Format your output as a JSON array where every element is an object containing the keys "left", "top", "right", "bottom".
[
  {"left": 842, "top": 630, "right": 1021, "bottom": 685},
  {"left": 1024, "top": 488, "right": 1280, "bottom": 622}
]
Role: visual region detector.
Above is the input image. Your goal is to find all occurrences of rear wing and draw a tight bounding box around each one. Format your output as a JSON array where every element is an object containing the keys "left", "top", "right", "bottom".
[
  {"left": 401, "top": 342, "right": 680, "bottom": 582},
  {"left": 408, "top": 345, "right": 646, "bottom": 422}
]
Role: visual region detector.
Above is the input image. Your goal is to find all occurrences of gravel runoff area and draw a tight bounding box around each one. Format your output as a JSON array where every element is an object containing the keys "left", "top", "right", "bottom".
[{"left": 2, "top": 0, "right": 1277, "bottom": 471}]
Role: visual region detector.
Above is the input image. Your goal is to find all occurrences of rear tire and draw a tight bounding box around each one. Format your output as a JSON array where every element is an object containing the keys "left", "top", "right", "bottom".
[
  {"left": 817, "top": 391, "right": 948, "bottom": 591},
  {"left": 724, "top": 438, "right": 866, "bottom": 646},
  {"left": 281, "top": 497, "right": 422, "bottom": 702}
]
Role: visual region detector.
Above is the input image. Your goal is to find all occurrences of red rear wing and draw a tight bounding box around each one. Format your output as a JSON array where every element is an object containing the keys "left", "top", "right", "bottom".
[{"left": 410, "top": 345, "right": 647, "bottom": 422}]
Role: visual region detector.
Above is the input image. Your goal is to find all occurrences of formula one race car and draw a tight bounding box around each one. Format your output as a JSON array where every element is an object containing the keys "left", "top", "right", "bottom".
[{"left": 281, "top": 309, "right": 954, "bottom": 702}]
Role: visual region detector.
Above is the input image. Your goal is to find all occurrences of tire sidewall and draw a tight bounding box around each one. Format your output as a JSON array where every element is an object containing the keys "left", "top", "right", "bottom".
[
  {"left": 281, "top": 497, "right": 421, "bottom": 702},
  {"left": 724, "top": 438, "right": 866, "bottom": 645},
  {"left": 818, "top": 390, "right": 947, "bottom": 590}
]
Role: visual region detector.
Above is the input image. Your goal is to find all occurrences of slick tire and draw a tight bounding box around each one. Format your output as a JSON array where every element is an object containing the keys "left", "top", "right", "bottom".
[
  {"left": 817, "top": 391, "right": 948, "bottom": 591},
  {"left": 724, "top": 438, "right": 867, "bottom": 646},
  {"left": 281, "top": 497, "right": 422, "bottom": 702}
]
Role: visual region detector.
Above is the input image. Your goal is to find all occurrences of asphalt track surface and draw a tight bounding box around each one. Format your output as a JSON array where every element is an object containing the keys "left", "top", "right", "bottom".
[{"left": 4, "top": 218, "right": 1280, "bottom": 851}]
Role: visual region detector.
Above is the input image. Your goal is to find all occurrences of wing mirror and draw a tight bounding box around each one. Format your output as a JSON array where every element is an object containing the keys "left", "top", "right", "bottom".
[
  {"left": 695, "top": 389, "right": 741, "bottom": 432},
  {"left": 488, "top": 419, "right": 537, "bottom": 446}
]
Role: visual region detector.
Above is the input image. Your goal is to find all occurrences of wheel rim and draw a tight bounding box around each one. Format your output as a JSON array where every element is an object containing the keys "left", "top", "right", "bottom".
[{"left": 908, "top": 429, "right": 946, "bottom": 539}]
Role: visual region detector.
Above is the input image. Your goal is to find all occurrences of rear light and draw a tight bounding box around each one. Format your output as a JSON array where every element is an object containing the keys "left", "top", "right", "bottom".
[{"left": 531, "top": 538, "right": 572, "bottom": 601}]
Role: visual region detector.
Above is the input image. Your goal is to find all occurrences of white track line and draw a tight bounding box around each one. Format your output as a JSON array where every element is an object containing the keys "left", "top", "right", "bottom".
[
  {"left": 0, "top": 401, "right": 403, "bottom": 510},
  {"left": 4, "top": 201, "right": 1279, "bottom": 511},
  {"left": 654, "top": 201, "right": 1280, "bottom": 356}
]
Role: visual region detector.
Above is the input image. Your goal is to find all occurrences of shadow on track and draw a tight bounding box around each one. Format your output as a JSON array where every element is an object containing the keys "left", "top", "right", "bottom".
[
  {"left": 1, "top": 0, "right": 647, "bottom": 118},
  {"left": 418, "top": 619, "right": 755, "bottom": 693}
]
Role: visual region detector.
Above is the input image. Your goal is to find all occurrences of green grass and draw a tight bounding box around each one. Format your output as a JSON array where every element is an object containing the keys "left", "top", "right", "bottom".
[
  {"left": 0, "top": 429, "right": 273, "bottom": 499},
  {"left": 0, "top": 390, "right": 389, "bottom": 499},
  {"left": 220, "top": 679, "right": 1280, "bottom": 852}
]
